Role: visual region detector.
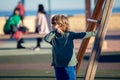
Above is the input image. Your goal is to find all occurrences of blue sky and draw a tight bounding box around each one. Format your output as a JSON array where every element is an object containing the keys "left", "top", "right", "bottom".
[{"left": 0, "top": 0, "right": 120, "bottom": 11}]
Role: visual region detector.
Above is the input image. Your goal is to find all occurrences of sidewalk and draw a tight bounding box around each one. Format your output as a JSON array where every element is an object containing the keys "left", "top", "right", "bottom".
[{"left": 0, "top": 30, "right": 120, "bottom": 55}]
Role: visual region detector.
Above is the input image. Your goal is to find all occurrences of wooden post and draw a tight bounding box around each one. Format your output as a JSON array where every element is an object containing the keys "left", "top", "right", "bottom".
[
  {"left": 84, "top": 0, "right": 114, "bottom": 80},
  {"left": 76, "top": 0, "right": 104, "bottom": 74},
  {"left": 85, "top": 0, "right": 91, "bottom": 28},
  {"left": 0, "top": 33, "right": 46, "bottom": 40}
]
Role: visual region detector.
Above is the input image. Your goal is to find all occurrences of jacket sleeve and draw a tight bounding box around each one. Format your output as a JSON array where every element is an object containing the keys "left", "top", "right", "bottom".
[
  {"left": 83, "top": 31, "right": 97, "bottom": 39},
  {"left": 44, "top": 31, "right": 55, "bottom": 44},
  {"left": 72, "top": 31, "right": 97, "bottom": 39}
]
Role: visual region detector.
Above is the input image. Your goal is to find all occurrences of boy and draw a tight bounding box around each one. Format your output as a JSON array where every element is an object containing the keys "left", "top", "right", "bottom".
[{"left": 44, "top": 15, "right": 97, "bottom": 80}]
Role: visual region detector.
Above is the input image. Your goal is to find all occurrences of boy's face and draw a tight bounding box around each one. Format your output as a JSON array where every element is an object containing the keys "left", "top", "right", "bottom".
[
  {"left": 52, "top": 23, "right": 64, "bottom": 31},
  {"left": 15, "top": 10, "right": 20, "bottom": 15}
]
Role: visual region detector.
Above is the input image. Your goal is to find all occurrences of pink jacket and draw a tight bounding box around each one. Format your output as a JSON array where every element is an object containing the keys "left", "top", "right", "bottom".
[
  {"left": 36, "top": 13, "right": 50, "bottom": 34},
  {"left": 16, "top": 4, "right": 25, "bottom": 16}
]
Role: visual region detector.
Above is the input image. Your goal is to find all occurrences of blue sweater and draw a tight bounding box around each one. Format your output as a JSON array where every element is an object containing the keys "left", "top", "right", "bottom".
[{"left": 44, "top": 30, "right": 96, "bottom": 67}]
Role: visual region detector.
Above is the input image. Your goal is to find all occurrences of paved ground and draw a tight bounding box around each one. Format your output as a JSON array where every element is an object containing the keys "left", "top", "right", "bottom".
[{"left": 0, "top": 30, "right": 120, "bottom": 80}]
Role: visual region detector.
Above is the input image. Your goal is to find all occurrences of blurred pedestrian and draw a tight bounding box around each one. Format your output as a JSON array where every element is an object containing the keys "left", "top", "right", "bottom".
[
  {"left": 16, "top": 1, "right": 25, "bottom": 25},
  {"left": 3, "top": 8, "right": 27, "bottom": 49},
  {"left": 32, "top": 4, "right": 50, "bottom": 51}
]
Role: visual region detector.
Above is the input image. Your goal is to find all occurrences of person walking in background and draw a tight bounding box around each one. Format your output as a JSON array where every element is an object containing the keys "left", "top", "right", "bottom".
[
  {"left": 32, "top": 4, "right": 50, "bottom": 51},
  {"left": 3, "top": 8, "right": 27, "bottom": 49},
  {"left": 16, "top": 1, "right": 25, "bottom": 25},
  {"left": 44, "top": 15, "right": 97, "bottom": 80}
]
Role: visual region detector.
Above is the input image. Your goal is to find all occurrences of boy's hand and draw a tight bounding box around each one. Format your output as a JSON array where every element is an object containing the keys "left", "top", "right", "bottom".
[
  {"left": 57, "top": 27, "right": 63, "bottom": 34},
  {"left": 52, "top": 24, "right": 63, "bottom": 34}
]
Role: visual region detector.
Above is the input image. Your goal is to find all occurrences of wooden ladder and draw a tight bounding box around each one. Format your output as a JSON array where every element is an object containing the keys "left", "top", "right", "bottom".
[{"left": 76, "top": 0, "right": 114, "bottom": 80}]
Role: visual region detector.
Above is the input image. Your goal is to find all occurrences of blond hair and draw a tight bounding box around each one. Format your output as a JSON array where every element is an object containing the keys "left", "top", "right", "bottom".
[{"left": 52, "top": 15, "right": 70, "bottom": 32}]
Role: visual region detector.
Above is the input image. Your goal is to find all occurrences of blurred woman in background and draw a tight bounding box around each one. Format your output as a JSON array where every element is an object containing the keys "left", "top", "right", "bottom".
[{"left": 32, "top": 4, "right": 50, "bottom": 51}]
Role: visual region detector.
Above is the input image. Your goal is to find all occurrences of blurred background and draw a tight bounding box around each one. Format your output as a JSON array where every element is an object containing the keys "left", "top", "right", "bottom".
[
  {"left": 0, "top": 1, "right": 120, "bottom": 80},
  {"left": 0, "top": 0, "right": 120, "bottom": 16},
  {"left": 0, "top": 0, "right": 120, "bottom": 34}
]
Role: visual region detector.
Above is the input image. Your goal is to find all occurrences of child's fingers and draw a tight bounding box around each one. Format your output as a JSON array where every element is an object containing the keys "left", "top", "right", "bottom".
[{"left": 57, "top": 28, "right": 63, "bottom": 33}]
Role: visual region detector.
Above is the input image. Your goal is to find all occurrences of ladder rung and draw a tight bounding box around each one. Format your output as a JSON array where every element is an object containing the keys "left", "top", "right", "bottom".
[{"left": 87, "top": 18, "right": 98, "bottom": 23}]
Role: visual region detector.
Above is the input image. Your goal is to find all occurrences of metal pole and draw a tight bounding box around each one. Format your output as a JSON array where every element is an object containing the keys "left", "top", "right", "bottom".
[
  {"left": 48, "top": 0, "right": 51, "bottom": 16},
  {"left": 21, "top": 0, "right": 25, "bottom": 5}
]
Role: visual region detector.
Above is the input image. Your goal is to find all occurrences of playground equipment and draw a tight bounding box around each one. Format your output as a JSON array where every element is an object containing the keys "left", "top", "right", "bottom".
[{"left": 76, "top": 0, "right": 114, "bottom": 80}]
